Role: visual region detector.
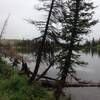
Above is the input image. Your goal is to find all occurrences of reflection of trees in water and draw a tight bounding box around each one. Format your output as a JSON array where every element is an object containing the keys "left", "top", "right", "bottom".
[
  {"left": 91, "top": 48, "right": 97, "bottom": 57},
  {"left": 83, "top": 48, "right": 91, "bottom": 55},
  {"left": 84, "top": 48, "right": 100, "bottom": 58},
  {"left": 90, "top": 48, "right": 100, "bottom": 57},
  {"left": 96, "top": 50, "right": 100, "bottom": 58}
]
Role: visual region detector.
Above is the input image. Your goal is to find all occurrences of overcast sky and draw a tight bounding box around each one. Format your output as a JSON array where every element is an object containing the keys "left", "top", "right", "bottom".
[{"left": 0, "top": 0, "right": 100, "bottom": 40}]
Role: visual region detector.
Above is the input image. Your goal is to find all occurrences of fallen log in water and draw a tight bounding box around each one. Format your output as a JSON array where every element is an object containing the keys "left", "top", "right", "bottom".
[
  {"left": 40, "top": 80, "right": 100, "bottom": 88},
  {"left": 19, "top": 69, "right": 100, "bottom": 88},
  {"left": 4, "top": 53, "right": 100, "bottom": 88},
  {"left": 22, "top": 68, "right": 100, "bottom": 88},
  {"left": 19, "top": 68, "right": 58, "bottom": 81},
  {"left": 64, "top": 83, "right": 100, "bottom": 87},
  {"left": 37, "top": 75, "right": 57, "bottom": 81}
]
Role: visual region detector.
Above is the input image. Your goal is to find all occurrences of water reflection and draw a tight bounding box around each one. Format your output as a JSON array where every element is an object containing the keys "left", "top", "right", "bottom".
[
  {"left": 70, "top": 50, "right": 100, "bottom": 100},
  {"left": 83, "top": 48, "right": 100, "bottom": 58},
  {"left": 25, "top": 51, "right": 100, "bottom": 100},
  {"left": 5, "top": 51, "right": 100, "bottom": 100}
]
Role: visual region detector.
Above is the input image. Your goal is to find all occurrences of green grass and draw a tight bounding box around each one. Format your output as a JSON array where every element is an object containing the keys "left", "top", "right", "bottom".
[{"left": 0, "top": 60, "right": 54, "bottom": 100}]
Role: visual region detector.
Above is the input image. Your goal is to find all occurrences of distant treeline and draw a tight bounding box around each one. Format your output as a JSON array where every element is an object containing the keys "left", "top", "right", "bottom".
[
  {"left": 16, "top": 39, "right": 33, "bottom": 53},
  {"left": 15, "top": 39, "right": 58, "bottom": 54},
  {"left": 82, "top": 38, "right": 100, "bottom": 55},
  {"left": 83, "top": 38, "right": 100, "bottom": 49}
]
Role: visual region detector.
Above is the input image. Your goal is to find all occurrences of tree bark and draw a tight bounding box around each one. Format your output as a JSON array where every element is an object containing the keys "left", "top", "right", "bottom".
[{"left": 28, "top": 0, "right": 55, "bottom": 84}]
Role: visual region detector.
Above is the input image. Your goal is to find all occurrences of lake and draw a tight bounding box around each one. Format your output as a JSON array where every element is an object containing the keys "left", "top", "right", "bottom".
[
  {"left": 70, "top": 52, "right": 100, "bottom": 100},
  {"left": 3, "top": 52, "right": 100, "bottom": 100},
  {"left": 29, "top": 52, "right": 100, "bottom": 100}
]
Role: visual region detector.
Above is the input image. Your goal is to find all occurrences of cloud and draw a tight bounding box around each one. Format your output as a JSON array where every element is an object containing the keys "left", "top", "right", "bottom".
[{"left": 0, "top": 0, "right": 100, "bottom": 40}]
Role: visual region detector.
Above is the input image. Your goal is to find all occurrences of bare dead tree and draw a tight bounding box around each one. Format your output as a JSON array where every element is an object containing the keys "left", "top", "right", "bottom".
[
  {"left": 0, "top": 14, "right": 10, "bottom": 40},
  {"left": 0, "top": 14, "right": 10, "bottom": 58}
]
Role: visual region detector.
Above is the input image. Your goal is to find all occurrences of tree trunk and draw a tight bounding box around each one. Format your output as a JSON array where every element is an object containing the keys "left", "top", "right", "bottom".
[
  {"left": 0, "top": 14, "right": 10, "bottom": 40},
  {"left": 54, "top": 0, "right": 80, "bottom": 99},
  {"left": 28, "top": 0, "right": 55, "bottom": 84},
  {"left": 36, "top": 60, "right": 54, "bottom": 80}
]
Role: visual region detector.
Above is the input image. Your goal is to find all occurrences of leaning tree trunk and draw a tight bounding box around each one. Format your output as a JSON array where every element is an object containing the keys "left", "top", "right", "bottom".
[
  {"left": 36, "top": 60, "right": 55, "bottom": 80},
  {"left": 29, "top": 0, "right": 55, "bottom": 84},
  {"left": 0, "top": 14, "right": 10, "bottom": 59},
  {"left": 0, "top": 14, "right": 10, "bottom": 40}
]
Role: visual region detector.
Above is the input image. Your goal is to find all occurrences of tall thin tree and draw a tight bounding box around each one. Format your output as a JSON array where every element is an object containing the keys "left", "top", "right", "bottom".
[
  {"left": 29, "top": 0, "right": 55, "bottom": 83},
  {"left": 54, "top": 0, "right": 98, "bottom": 99}
]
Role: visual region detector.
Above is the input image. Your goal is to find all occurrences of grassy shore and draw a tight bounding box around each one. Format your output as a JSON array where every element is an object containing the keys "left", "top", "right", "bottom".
[{"left": 0, "top": 60, "right": 54, "bottom": 100}]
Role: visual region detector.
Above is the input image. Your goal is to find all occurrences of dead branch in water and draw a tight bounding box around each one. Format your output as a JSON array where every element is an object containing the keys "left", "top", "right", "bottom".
[{"left": 19, "top": 68, "right": 100, "bottom": 88}]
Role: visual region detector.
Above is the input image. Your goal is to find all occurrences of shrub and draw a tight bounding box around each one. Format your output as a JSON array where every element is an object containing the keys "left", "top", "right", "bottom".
[{"left": 0, "top": 61, "right": 54, "bottom": 100}]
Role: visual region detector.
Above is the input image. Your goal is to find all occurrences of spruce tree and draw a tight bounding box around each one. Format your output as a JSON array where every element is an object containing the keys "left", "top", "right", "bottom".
[
  {"left": 54, "top": 0, "right": 98, "bottom": 100},
  {"left": 27, "top": 0, "right": 97, "bottom": 99}
]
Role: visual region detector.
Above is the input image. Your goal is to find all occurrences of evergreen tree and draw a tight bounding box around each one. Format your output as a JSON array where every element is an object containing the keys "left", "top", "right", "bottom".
[
  {"left": 28, "top": 0, "right": 69, "bottom": 81},
  {"left": 53, "top": 0, "right": 98, "bottom": 100},
  {"left": 27, "top": 0, "right": 97, "bottom": 99}
]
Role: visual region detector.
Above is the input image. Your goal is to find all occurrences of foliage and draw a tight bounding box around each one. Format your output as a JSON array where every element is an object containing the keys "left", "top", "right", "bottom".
[
  {"left": 0, "top": 61, "right": 14, "bottom": 79},
  {"left": 25, "top": 0, "right": 97, "bottom": 99},
  {"left": 28, "top": 0, "right": 56, "bottom": 82},
  {"left": 34, "top": 0, "right": 98, "bottom": 79},
  {"left": 47, "top": 0, "right": 98, "bottom": 99},
  {"left": 0, "top": 61, "right": 54, "bottom": 100}
]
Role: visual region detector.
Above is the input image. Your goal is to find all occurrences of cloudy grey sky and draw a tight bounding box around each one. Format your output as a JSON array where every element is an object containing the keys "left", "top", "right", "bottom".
[{"left": 0, "top": 0, "right": 100, "bottom": 40}]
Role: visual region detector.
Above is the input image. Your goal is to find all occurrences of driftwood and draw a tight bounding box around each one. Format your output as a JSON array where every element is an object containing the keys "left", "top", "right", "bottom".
[
  {"left": 64, "top": 83, "right": 100, "bottom": 87},
  {"left": 37, "top": 75, "right": 57, "bottom": 81},
  {"left": 19, "top": 66, "right": 57, "bottom": 81},
  {"left": 22, "top": 69, "right": 100, "bottom": 88},
  {"left": 40, "top": 80, "right": 100, "bottom": 88}
]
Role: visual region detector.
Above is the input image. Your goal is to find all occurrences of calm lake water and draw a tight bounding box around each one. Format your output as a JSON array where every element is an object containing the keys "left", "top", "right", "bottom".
[
  {"left": 21, "top": 52, "right": 100, "bottom": 100},
  {"left": 70, "top": 52, "right": 100, "bottom": 100},
  {"left": 3, "top": 52, "right": 100, "bottom": 100}
]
